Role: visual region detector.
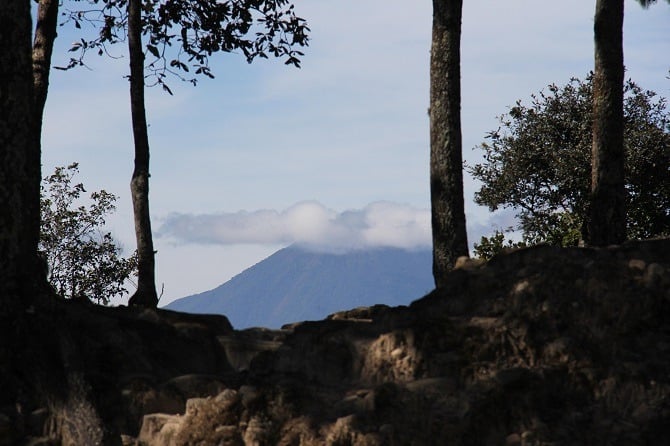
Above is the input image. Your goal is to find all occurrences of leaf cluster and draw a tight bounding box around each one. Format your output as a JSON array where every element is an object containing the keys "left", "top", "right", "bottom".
[
  {"left": 39, "top": 163, "right": 138, "bottom": 304},
  {"left": 469, "top": 75, "right": 670, "bottom": 246},
  {"left": 473, "top": 230, "right": 527, "bottom": 261},
  {"left": 57, "top": 0, "right": 309, "bottom": 93}
]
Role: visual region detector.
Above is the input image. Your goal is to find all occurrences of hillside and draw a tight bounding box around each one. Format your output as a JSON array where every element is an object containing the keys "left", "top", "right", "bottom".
[
  {"left": 166, "top": 246, "right": 434, "bottom": 329},
  {"left": 2, "top": 239, "right": 670, "bottom": 445}
]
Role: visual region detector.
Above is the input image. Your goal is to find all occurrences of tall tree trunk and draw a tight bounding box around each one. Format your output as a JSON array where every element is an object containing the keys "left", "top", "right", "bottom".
[
  {"left": 30, "top": 0, "right": 59, "bottom": 283},
  {"left": 588, "top": 0, "right": 626, "bottom": 246},
  {"left": 127, "top": 0, "right": 158, "bottom": 307},
  {"left": 0, "top": 0, "right": 40, "bottom": 306},
  {"left": 430, "top": 0, "right": 468, "bottom": 288},
  {"left": 33, "top": 0, "right": 59, "bottom": 131},
  {"left": 0, "top": 0, "right": 34, "bottom": 420}
]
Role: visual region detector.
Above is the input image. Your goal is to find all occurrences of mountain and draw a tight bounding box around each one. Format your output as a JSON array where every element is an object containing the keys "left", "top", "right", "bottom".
[{"left": 165, "top": 245, "right": 434, "bottom": 329}]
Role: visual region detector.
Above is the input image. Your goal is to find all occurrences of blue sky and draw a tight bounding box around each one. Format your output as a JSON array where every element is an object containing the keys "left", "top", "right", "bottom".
[{"left": 40, "top": 0, "right": 670, "bottom": 305}]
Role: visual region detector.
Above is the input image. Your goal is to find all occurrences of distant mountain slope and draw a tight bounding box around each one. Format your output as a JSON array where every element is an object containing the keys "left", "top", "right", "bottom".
[{"left": 165, "top": 245, "right": 434, "bottom": 329}]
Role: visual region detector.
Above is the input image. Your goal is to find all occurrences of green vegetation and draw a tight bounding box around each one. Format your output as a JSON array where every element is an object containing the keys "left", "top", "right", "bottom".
[
  {"left": 470, "top": 75, "right": 669, "bottom": 256},
  {"left": 472, "top": 230, "right": 526, "bottom": 261},
  {"left": 39, "top": 164, "right": 137, "bottom": 304}
]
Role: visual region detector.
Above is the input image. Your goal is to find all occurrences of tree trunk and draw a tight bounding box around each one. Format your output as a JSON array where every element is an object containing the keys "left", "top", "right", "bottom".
[
  {"left": 0, "top": 0, "right": 40, "bottom": 306},
  {"left": 127, "top": 0, "right": 158, "bottom": 307},
  {"left": 30, "top": 0, "right": 59, "bottom": 282},
  {"left": 430, "top": 0, "right": 468, "bottom": 288},
  {"left": 33, "top": 0, "right": 59, "bottom": 131},
  {"left": 588, "top": 0, "right": 626, "bottom": 246}
]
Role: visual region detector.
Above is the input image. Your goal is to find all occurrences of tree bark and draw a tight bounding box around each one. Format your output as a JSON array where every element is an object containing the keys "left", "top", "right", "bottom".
[
  {"left": 588, "top": 0, "right": 626, "bottom": 246},
  {"left": 127, "top": 0, "right": 158, "bottom": 307},
  {"left": 430, "top": 0, "right": 468, "bottom": 288},
  {"left": 33, "top": 0, "right": 59, "bottom": 131},
  {"left": 29, "top": 0, "right": 59, "bottom": 282},
  {"left": 0, "top": 0, "right": 39, "bottom": 306}
]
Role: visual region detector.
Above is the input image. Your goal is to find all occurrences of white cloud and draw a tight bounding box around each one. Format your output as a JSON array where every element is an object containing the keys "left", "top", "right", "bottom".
[{"left": 158, "top": 201, "right": 432, "bottom": 253}]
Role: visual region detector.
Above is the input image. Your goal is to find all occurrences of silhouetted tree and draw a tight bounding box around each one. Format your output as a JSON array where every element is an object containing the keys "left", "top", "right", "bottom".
[
  {"left": 471, "top": 76, "right": 669, "bottom": 247},
  {"left": 588, "top": 0, "right": 626, "bottom": 245},
  {"left": 430, "top": 0, "right": 468, "bottom": 288},
  {"left": 53, "top": 0, "right": 310, "bottom": 307},
  {"left": 125, "top": 0, "right": 159, "bottom": 306},
  {"left": 588, "top": 0, "right": 669, "bottom": 245},
  {"left": 1, "top": 0, "right": 42, "bottom": 310}
]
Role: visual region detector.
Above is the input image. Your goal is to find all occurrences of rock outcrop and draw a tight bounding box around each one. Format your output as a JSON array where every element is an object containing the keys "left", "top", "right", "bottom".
[{"left": 1, "top": 239, "right": 669, "bottom": 445}]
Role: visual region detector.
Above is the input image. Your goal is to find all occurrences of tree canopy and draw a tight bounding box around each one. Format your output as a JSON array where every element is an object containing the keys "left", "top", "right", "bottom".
[
  {"left": 58, "top": 0, "right": 309, "bottom": 93},
  {"left": 470, "top": 75, "right": 670, "bottom": 247}
]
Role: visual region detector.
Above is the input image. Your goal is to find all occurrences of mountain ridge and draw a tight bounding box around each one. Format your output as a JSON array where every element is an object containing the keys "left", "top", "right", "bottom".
[{"left": 166, "top": 245, "right": 434, "bottom": 329}]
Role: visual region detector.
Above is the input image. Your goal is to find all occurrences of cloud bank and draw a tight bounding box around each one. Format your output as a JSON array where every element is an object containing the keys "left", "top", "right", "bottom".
[{"left": 158, "top": 201, "right": 432, "bottom": 253}]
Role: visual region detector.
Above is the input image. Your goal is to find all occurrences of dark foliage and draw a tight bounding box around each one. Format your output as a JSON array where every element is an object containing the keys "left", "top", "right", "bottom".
[
  {"left": 39, "top": 164, "right": 138, "bottom": 303},
  {"left": 57, "top": 0, "right": 309, "bottom": 93},
  {"left": 473, "top": 230, "right": 527, "bottom": 261},
  {"left": 470, "top": 75, "right": 670, "bottom": 246}
]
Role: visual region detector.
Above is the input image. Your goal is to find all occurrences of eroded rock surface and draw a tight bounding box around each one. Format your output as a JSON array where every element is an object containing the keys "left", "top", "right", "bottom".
[{"left": 2, "top": 239, "right": 670, "bottom": 445}]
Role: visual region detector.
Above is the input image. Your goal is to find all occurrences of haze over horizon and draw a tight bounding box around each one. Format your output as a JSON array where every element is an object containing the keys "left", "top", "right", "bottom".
[{"left": 39, "top": 0, "right": 670, "bottom": 305}]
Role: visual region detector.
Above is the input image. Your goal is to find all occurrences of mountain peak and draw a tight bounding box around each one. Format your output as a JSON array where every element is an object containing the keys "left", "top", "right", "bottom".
[{"left": 166, "top": 246, "right": 434, "bottom": 329}]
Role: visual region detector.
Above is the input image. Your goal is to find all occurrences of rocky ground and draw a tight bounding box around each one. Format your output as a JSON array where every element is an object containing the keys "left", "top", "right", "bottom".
[{"left": 1, "top": 239, "right": 669, "bottom": 445}]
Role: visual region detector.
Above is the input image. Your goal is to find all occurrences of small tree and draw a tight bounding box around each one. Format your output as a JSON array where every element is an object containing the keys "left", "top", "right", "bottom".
[
  {"left": 470, "top": 75, "right": 670, "bottom": 246},
  {"left": 40, "top": 164, "right": 138, "bottom": 304},
  {"left": 473, "top": 230, "right": 526, "bottom": 261}
]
